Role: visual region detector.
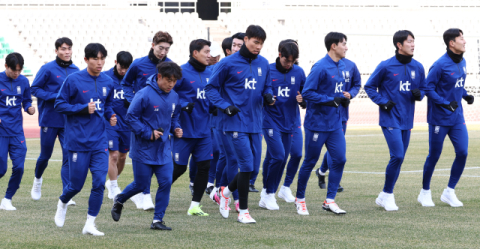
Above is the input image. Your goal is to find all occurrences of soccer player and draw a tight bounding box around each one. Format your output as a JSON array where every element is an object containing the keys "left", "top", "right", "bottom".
[
  {"left": 206, "top": 25, "right": 274, "bottom": 223},
  {"left": 0, "top": 53, "right": 35, "bottom": 210},
  {"left": 418, "top": 28, "right": 474, "bottom": 207},
  {"left": 54, "top": 43, "right": 117, "bottom": 236},
  {"left": 30, "top": 37, "right": 79, "bottom": 203},
  {"left": 260, "top": 40, "right": 306, "bottom": 210},
  {"left": 111, "top": 61, "right": 183, "bottom": 231},
  {"left": 221, "top": 37, "right": 233, "bottom": 57},
  {"left": 104, "top": 51, "right": 133, "bottom": 199},
  {"left": 315, "top": 54, "right": 362, "bottom": 192},
  {"left": 170, "top": 39, "right": 212, "bottom": 216},
  {"left": 365, "top": 30, "right": 426, "bottom": 211},
  {"left": 295, "top": 32, "right": 350, "bottom": 216},
  {"left": 121, "top": 31, "right": 173, "bottom": 210},
  {"left": 231, "top": 32, "right": 244, "bottom": 54}
]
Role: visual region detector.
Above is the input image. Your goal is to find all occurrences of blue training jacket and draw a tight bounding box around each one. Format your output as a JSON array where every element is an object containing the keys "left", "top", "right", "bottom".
[
  {"left": 104, "top": 67, "right": 129, "bottom": 131},
  {"left": 365, "top": 55, "right": 426, "bottom": 130},
  {"left": 0, "top": 72, "right": 32, "bottom": 137},
  {"left": 263, "top": 63, "right": 306, "bottom": 133},
  {"left": 121, "top": 55, "right": 172, "bottom": 103},
  {"left": 421, "top": 52, "right": 469, "bottom": 126},
  {"left": 340, "top": 58, "right": 362, "bottom": 122},
  {"left": 173, "top": 62, "right": 212, "bottom": 138},
  {"left": 302, "top": 54, "right": 346, "bottom": 132},
  {"left": 205, "top": 51, "right": 273, "bottom": 133},
  {"left": 55, "top": 69, "right": 115, "bottom": 151},
  {"left": 31, "top": 60, "right": 79, "bottom": 128},
  {"left": 125, "top": 75, "right": 181, "bottom": 165}
]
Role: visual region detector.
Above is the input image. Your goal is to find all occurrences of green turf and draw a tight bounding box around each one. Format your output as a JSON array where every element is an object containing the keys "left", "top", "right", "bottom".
[{"left": 1, "top": 126, "right": 479, "bottom": 248}]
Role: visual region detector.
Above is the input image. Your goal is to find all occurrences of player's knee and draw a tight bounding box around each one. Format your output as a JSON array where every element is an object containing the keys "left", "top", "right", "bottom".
[
  {"left": 110, "top": 151, "right": 119, "bottom": 163},
  {"left": 118, "top": 152, "right": 127, "bottom": 161},
  {"left": 391, "top": 154, "right": 405, "bottom": 164},
  {"left": 456, "top": 149, "right": 468, "bottom": 159},
  {"left": 197, "top": 160, "right": 211, "bottom": 173}
]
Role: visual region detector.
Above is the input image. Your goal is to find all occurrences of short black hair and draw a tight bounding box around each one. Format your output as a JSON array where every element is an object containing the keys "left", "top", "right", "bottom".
[
  {"left": 156, "top": 61, "right": 182, "bottom": 81},
  {"left": 278, "top": 40, "right": 299, "bottom": 61},
  {"left": 324, "top": 32, "right": 347, "bottom": 51},
  {"left": 55, "top": 37, "right": 73, "bottom": 50},
  {"left": 245, "top": 25, "right": 266, "bottom": 42},
  {"left": 232, "top": 32, "right": 245, "bottom": 41},
  {"left": 116, "top": 51, "right": 133, "bottom": 68},
  {"left": 443, "top": 28, "right": 463, "bottom": 47},
  {"left": 222, "top": 37, "right": 233, "bottom": 56},
  {"left": 5, "top": 52, "right": 24, "bottom": 70},
  {"left": 84, "top": 43, "right": 108, "bottom": 59},
  {"left": 393, "top": 30, "right": 415, "bottom": 50},
  {"left": 189, "top": 39, "right": 211, "bottom": 56}
]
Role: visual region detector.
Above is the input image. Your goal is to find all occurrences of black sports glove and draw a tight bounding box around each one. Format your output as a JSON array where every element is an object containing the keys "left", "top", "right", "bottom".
[
  {"left": 464, "top": 95, "right": 474, "bottom": 105},
  {"left": 411, "top": 88, "right": 421, "bottom": 101},
  {"left": 123, "top": 99, "right": 131, "bottom": 108},
  {"left": 323, "top": 97, "right": 343, "bottom": 108},
  {"left": 222, "top": 105, "right": 241, "bottom": 117},
  {"left": 182, "top": 102, "right": 195, "bottom": 114},
  {"left": 264, "top": 94, "right": 275, "bottom": 105},
  {"left": 212, "top": 108, "right": 218, "bottom": 116},
  {"left": 340, "top": 98, "right": 350, "bottom": 107},
  {"left": 155, "top": 127, "right": 165, "bottom": 142},
  {"left": 379, "top": 100, "right": 396, "bottom": 111},
  {"left": 299, "top": 101, "right": 307, "bottom": 109},
  {"left": 439, "top": 101, "right": 458, "bottom": 112}
]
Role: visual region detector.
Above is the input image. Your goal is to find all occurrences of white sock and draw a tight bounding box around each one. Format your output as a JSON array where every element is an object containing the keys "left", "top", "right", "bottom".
[
  {"left": 239, "top": 209, "right": 248, "bottom": 215},
  {"left": 447, "top": 187, "right": 454, "bottom": 191},
  {"left": 319, "top": 170, "right": 326, "bottom": 176},
  {"left": 86, "top": 215, "right": 96, "bottom": 225},
  {"left": 59, "top": 200, "right": 67, "bottom": 208},
  {"left": 422, "top": 189, "right": 431, "bottom": 193},
  {"left": 110, "top": 180, "right": 118, "bottom": 188},
  {"left": 153, "top": 219, "right": 161, "bottom": 223},
  {"left": 326, "top": 198, "right": 335, "bottom": 203},
  {"left": 189, "top": 201, "right": 200, "bottom": 209},
  {"left": 296, "top": 198, "right": 305, "bottom": 202},
  {"left": 234, "top": 200, "right": 239, "bottom": 205},
  {"left": 207, "top": 182, "right": 214, "bottom": 188},
  {"left": 190, "top": 182, "right": 194, "bottom": 186},
  {"left": 223, "top": 187, "right": 232, "bottom": 197},
  {"left": 35, "top": 177, "right": 42, "bottom": 182}
]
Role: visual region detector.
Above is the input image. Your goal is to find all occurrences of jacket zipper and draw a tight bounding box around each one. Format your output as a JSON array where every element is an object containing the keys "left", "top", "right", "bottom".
[
  {"left": 65, "top": 68, "right": 68, "bottom": 77},
  {"left": 10, "top": 78, "right": 13, "bottom": 91},
  {"left": 198, "top": 72, "right": 202, "bottom": 83},
  {"left": 404, "top": 65, "right": 407, "bottom": 75},
  {"left": 456, "top": 64, "right": 461, "bottom": 74},
  {"left": 94, "top": 78, "right": 97, "bottom": 92}
]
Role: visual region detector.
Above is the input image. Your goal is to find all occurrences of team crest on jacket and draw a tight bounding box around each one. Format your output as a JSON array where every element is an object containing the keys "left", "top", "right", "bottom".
[
  {"left": 258, "top": 67, "right": 262, "bottom": 76},
  {"left": 411, "top": 71, "right": 415, "bottom": 79},
  {"left": 171, "top": 103, "right": 175, "bottom": 117},
  {"left": 233, "top": 132, "right": 238, "bottom": 138},
  {"left": 344, "top": 71, "right": 350, "bottom": 83},
  {"left": 463, "top": 67, "right": 467, "bottom": 74},
  {"left": 103, "top": 87, "right": 107, "bottom": 96},
  {"left": 72, "top": 153, "right": 78, "bottom": 162},
  {"left": 206, "top": 78, "right": 209, "bottom": 83},
  {"left": 17, "top": 86, "right": 21, "bottom": 94},
  {"left": 43, "top": 127, "right": 48, "bottom": 133},
  {"left": 291, "top": 76, "right": 295, "bottom": 85}
]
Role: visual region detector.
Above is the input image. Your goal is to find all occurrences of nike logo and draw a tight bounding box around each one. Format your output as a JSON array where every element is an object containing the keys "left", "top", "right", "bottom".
[
  {"left": 57, "top": 76, "right": 61, "bottom": 78},
  {"left": 451, "top": 72, "right": 455, "bottom": 75},
  {"left": 237, "top": 71, "right": 243, "bottom": 74},
  {"left": 154, "top": 105, "right": 159, "bottom": 108},
  {"left": 331, "top": 76, "right": 335, "bottom": 78},
  {"left": 0, "top": 89, "right": 5, "bottom": 91},
  {"left": 21, "top": 141, "right": 24, "bottom": 143},
  {"left": 272, "top": 79, "right": 278, "bottom": 81},
  {"left": 143, "top": 74, "right": 148, "bottom": 76},
  {"left": 83, "top": 90, "right": 89, "bottom": 93},
  {"left": 190, "top": 81, "right": 195, "bottom": 83},
  {"left": 393, "top": 74, "right": 399, "bottom": 76}
]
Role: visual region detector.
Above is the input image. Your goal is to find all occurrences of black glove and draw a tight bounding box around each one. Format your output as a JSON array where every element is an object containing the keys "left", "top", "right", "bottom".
[
  {"left": 182, "top": 102, "right": 195, "bottom": 114},
  {"left": 323, "top": 97, "right": 343, "bottom": 108},
  {"left": 299, "top": 101, "right": 307, "bottom": 109},
  {"left": 464, "top": 95, "right": 474, "bottom": 105},
  {"left": 340, "top": 98, "right": 350, "bottom": 107},
  {"left": 222, "top": 105, "right": 241, "bottom": 117},
  {"left": 123, "top": 99, "right": 131, "bottom": 108},
  {"left": 155, "top": 127, "right": 164, "bottom": 141},
  {"left": 379, "top": 100, "right": 396, "bottom": 111},
  {"left": 439, "top": 101, "right": 458, "bottom": 112},
  {"left": 264, "top": 94, "right": 275, "bottom": 105},
  {"left": 212, "top": 108, "right": 218, "bottom": 116},
  {"left": 411, "top": 88, "right": 421, "bottom": 101}
]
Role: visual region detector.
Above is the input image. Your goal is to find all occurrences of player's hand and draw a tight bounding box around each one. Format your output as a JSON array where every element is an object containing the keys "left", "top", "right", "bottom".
[
  {"left": 440, "top": 101, "right": 458, "bottom": 112},
  {"left": 27, "top": 106, "right": 35, "bottom": 115},
  {"left": 343, "top": 91, "right": 351, "bottom": 99},
  {"left": 411, "top": 88, "right": 421, "bottom": 101},
  {"left": 151, "top": 130, "right": 162, "bottom": 141},
  {"left": 380, "top": 100, "right": 396, "bottom": 111},
  {"left": 110, "top": 114, "right": 117, "bottom": 126},
  {"left": 88, "top": 102, "right": 96, "bottom": 114},
  {"left": 223, "top": 106, "right": 241, "bottom": 117},
  {"left": 182, "top": 102, "right": 195, "bottom": 114},
  {"left": 175, "top": 128, "right": 183, "bottom": 138},
  {"left": 324, "top": 97, "right": 343, "bottom": 108},
  {"left": 464, "top": 95, "right": 474, "bottom": 105},
  {"left": 264, "top": 93, "right": 276, "bottom": 105},
  {"left": 296, "top": 91, "right": 303, "bottom": 103}
]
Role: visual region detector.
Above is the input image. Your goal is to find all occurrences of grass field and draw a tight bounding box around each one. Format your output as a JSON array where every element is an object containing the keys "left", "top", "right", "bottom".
[{"left": 1, "top": 125, "right": 480, "bottom": 248}]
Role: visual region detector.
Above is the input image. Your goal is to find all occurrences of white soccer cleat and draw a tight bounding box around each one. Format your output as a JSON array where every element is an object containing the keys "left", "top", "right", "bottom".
[
  {"left": 440, "top": 188, "right": 463, "bottom": 207},
  {"left": 322, "top": 200, "right": 347, "bottom": 215},
  {"left": 0, "top": 198, "right": 16, "bottom": 211},
  {"left": 219, "top": 188, "right": 230, "bottom": 218},
  {"left": 417, "top": 189, "right": 435, "bottom": 207},
  {"left": 54, "top": 200, "right": 68, "bottom": 227},
  {"left": 143, "top": 193, "right": 155, "bottom": 210},
  {"left": 82, "top": 224, "right": 105, "bottom": 236},
  {"left": 31, "top": 177, "right": 43, "bottom": 200},
  {"left": 263, "top": 193, "right": 279, "bottom": 210},
  {"left": 295, "top": 198, "right": 309, "bottom": 215},
  {"left": 130, "top": 193, "right": 144, "bottom": 209},
  {"left": 67, "top": 199, "right": 76, "bottom": 206},
  {"left": 278, "top": 186, "right": 295, "bottom": 203},
  {"left": 376, "top": 192, "right": 398, "bottom": 211},
  {"left": 260, "top": 188, "right": 266, "bottom": 198},
  {"left": 237, "top": 212, "right": 256, "bottom": 224}
]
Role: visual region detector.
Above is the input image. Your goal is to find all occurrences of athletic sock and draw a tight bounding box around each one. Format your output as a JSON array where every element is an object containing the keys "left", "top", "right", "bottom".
[
  {"left": 189, "top": 201, "right": 200, "bottom": 209},
  {"left": 239, "top": 209, "right": 248, "bottom": 215},
  {"left": 296, "top": 198, "right": 305, "bottom": 202},
  {"left": 110, "top": 180, "right": 118, "bottom": 188},
  {"left": 319, "top": 170, "right": 326, "bottom": 176},
  {"left": 153, "top": 219, "right": 161, "bottom": 223},
  {"left": 447, "top": 187, "right": 454, "bottom": 191},
  {"left": 326, "top": 198, "right": 335, "bottom": 203},
  {"left": 86, "top": 215, "right": 96, "bottom": 225},
  {"left": 223, "top": 186, "right": 232, "bottom": 197},
  {"left": 207, "top": 182, "right": 214, "bottom": 188}
]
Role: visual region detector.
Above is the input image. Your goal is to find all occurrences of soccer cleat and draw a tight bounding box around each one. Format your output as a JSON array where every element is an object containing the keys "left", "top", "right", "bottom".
[
  {"left": 54, "top": 200, "right": 68, "bottom": 227},
  {"left": 150, "top": 221, "right": 172, "bottom": 230},
  {"left": 417, "top": 189, "right": 435, "bottom": 207},
  {"left": 295, "top": 198, "right": 309, "bottom": 215},
  {"left": 315, "top": 169, "right": 326, "bottom": 189},
  {"left": 82, "top": 224, "right": 104, "bottom": 236},
  {"left": 143, "top": 193, "right": 155, "bottom": 211},
  {"left": 278, "top": 186, "right": 295, "bottom": 203},
  {"left": 105, "top": 179, "right": 112, "bottom": 199},
  {"left": 130, "top": 193, "right": 143, "bottom": 209},
  {"left": 260, "top": 193, "right": 279, "bottom": 210},
  {"left": 249, "top": 184, "right": 259, "bottom": 192},
  {"left": 219, "top": 187, "right": 230, "bottom": 218},
  {"left": 188, "top": 205, "right": 209, "bottom": 216},
  {"left": 376, "top": 192, "right": 398, "bottom": 211},
  {"left": 338, "top": 184, "right": 344, "bottom": 193},
  {"left": 237, "top": 212, "right": 256, "bottom": 224},
  {"left": 67, "top": 199, "right": 76, "bottom": 206},
  {"left": 205, "top": 186, "right": 214, "bottom": 195},
  {"left": 322, "top": 200, "right": 347, "bottom": 215},
  {"left": 31, "top": 177, "right": 43, "bottom": 200},
  {"left": 235, "top": 201, "right": 240, "bottom": 213},
  {"left": 111, "top": 195, "right": 124, "bottom": 222},
  {"left": 189, "top": 185, "right": 194, "bottom": 196},
  {"left": 440, "top": 188, "right": 463, "bottom": 207},
  {"left": 0, "top": 198, "right": 16, "bottom": 211},
  {"left": 211, "top": 191, "right": 220, "bottom": 205}
]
